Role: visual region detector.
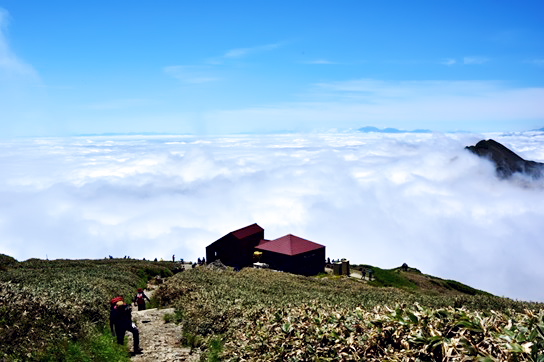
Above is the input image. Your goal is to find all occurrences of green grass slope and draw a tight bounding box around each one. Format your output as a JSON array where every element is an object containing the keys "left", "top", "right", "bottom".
[
  {"left": 1, "top": 256, "right": 543, "bottom": 361},
  {"left": 0, "top": 255, "right": 176, "bottom": 361},
  {"left": 353, "top": 265, "right": 490, "bottom": 297},
  {"left": 155, "top": 267, "right": 544, "bottom": 361}
]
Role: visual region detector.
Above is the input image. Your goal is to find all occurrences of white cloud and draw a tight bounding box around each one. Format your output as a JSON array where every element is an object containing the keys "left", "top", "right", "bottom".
[
  {"left": 439, "top": 57, "right": 490, "bottom": 66},
  {"left": 222, "top": 42, "right": 282, "bottom": 59},
  {"left": 163, "top": 65, "right": 220, "bottom": 84},
  {"left": 302, "top": 59, "right": 337, "bottom": 65},
  {"left": 0, "top": 9, "right": 47, "bottom": 137},
  {"left": 86, "top": 98, "right": 159, "bottom": 111},
  {"left": 165, "top": 42, "right": 283, "bottom": 83},
  {"left": 0, "top": 9, "right": 38, "bottom": 79},
  {"left": 0, "top": 132, "right": 543, "bottom": 302},
  {"left": 525, "top": 58, "right": 544, "bottom": 67},
  {"left": 441, "top": 58, "right": 457, "bottom": 66},
  {"left": 463, "top": 56, "right": 490, "bottom": 65}
]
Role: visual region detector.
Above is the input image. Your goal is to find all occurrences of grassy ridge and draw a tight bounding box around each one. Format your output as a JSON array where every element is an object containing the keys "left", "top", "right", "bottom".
[
  {"left": 155, "top": 267, "right": 544, "bottom": 361},
  {"left": 2, "top": 256, "right": 543, "bottom": 360},
  {"left": 0, "top": 256, "right": 175, "bottom": 361},
  {"left": 356, "top": 265, "right": 490, "bottom": 297}
]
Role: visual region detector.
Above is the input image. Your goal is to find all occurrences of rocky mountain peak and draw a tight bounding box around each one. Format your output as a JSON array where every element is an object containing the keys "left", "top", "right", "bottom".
[{"left": 465, "top": 139, "right": 544, "bottom": 179}]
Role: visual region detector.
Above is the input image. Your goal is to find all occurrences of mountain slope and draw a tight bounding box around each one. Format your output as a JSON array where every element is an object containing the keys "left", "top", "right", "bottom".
[{"left": 466, "top": 139, "right": 544, "bottom": 178}]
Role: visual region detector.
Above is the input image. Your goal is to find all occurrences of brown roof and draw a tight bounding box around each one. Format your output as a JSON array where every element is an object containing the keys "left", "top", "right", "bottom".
[
  {"left": 255, "top": 234, "right": 324, "bottom": 256},
  {"left": 231, "top": 223, "right": 264, "bottom": 240}
]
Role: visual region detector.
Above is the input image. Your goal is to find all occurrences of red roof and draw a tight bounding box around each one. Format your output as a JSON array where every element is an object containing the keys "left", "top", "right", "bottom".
[
  {"left": 255, "top": 234, "right": 324, "bottom": 256},
  {"left": 231, "top": 223, "right": 264, "bottom": 240}
]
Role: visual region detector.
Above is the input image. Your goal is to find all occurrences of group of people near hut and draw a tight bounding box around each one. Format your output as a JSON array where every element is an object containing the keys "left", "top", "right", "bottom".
[
  {"left": 109, "top": 288, "right": 151, "bottom": 355},
  {"left": 359, "top": 267, "right": 374, "bottom": 280}
]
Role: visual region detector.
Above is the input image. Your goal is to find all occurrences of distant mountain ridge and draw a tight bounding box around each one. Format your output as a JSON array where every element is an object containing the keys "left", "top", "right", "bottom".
[
  {"left": 358, "top": 126, "right": 432, "bottom": 133},
  {"left": 466, "top": 139, "right": 544, "bottom": 179}
]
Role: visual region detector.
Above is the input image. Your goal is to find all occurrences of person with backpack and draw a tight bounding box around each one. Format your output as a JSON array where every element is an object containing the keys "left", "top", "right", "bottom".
[
  {"left": 110, "top": 296, "right": 123, "bottom": 336},
  {"left": 133, "top": 288, "right": 151, "bottom": 311},
  {"left": 110, "top": 297, "right": 142, "bottom": 355}
]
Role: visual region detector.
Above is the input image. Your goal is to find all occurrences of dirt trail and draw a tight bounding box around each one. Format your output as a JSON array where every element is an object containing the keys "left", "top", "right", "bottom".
[{"left": 127, "top": 286, "right": 200, "bottom": 361}]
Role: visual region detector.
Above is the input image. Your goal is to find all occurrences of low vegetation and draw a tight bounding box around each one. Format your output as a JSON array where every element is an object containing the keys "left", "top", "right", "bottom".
[
  {"left": 0, "top": 255, "right": 176, "bottom": 361},
  {"left": 2, "top": 255, "right": 543, "bottom": 361},
  {"left": 155, "top": 267, "right": 544, "bottom": 361}
]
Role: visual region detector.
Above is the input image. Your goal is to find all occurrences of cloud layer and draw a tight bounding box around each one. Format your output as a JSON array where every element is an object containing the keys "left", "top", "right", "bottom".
[{"left": 0, "top": 132, "right": 543, "bottom": 301}]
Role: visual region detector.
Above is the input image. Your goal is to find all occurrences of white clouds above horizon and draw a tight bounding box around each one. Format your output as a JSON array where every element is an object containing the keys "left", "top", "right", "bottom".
[
  {"left": 222, "top": 42, "right": 283, "bottom": 59},
  {"left": 163, "top": 65, "right": 221, "bottom": 84},
  {"left": 440, "top": 56, "right": 490, "bottom": 66},
  {"left": 301, "top": 59, "right": 337, "bottom": 65},
  {"left": 463, "top": 56, "right": 490, "bottom": 65},
  {"left": 0, "top": 132, "right": 543, "bottom": 301},
  {"left": 164, "top": 42, "right": 285, "bottom": 84},
  {"left": 0, "top": 9, "right": 38, "bottom": 79},
  {"left": 0, "top": 9, "right": 48, "bottom": 138},
  {"left": 198, "top": 79, "right": 544, "bottom": 133},
  {"left": 86, "top": 98, "right": 159, "bottom": 111},
  {"left": 525, "top": 58, "right": 544, "bottom": 67},
  {"left": 441, "top": 58, "right": 457, "bottom": 66}
]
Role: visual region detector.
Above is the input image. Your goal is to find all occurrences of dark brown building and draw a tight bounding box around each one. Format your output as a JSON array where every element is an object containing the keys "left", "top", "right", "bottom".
[
  {"left": 255, "top": 234, "right": 326, "bottom": 276},
  {"left": 206, "top": 223, "right": 264, "bottom": 270}
]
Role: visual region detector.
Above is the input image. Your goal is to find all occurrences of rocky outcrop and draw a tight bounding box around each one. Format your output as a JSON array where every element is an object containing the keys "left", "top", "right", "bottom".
[
  {"left": 206, "top": 259, "right": 227, "bottom": 271},
  {"left": 466, "top": 139, "right": 544, "bottom": 179}
]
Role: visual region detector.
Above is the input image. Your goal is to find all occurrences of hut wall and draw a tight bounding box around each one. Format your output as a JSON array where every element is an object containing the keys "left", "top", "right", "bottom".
[
  {"left": 260, "top": 247, "right": 325, "bottom": 276},
  {"left": 206, "top": 235, "right": 240, "bottom": 267},
  {"left": 206, "top": 229, "right": 264, "bottom": 269}
]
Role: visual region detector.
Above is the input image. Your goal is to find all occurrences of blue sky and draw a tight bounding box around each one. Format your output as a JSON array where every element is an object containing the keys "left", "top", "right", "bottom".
[{"left": 1, "top": 1, "right": 543, "bottom": 136}]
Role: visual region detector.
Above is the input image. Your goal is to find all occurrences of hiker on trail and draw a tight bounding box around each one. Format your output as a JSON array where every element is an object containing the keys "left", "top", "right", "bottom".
[
  {"left": 133, "top": 288, "right": 151, "bottom": 311},
  {"left": 110, "top": 296, "right": 123, "bottom": 336},
  {"left": 172, "top": 254, "right": 175, "bottom": 262},
  {"left": 361, "top": 268, "right": 366, "bottom": 280},
  {"left": 368, "top": 268, "right": 374, "bottom": 281},
  {"left": 110, "top": 297, "right": 142, "bottom": 355}
]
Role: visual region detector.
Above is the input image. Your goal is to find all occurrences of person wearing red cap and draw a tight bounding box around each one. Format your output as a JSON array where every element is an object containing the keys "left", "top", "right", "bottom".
[
  {"left": 109, "top": 296, "right": 124, "bottom": 336},
  {"left": 110, "top": 296, "right": 142, "bottom": 355},
  {"left": 133, "top": 288, "right": 151, "bottom": 311}
]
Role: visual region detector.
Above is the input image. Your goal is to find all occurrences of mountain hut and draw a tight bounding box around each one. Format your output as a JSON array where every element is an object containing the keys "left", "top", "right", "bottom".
[
  {"left": 255, "top": 234, "right": 325, "bottom": 276},
  {"left": 205, "top": 223, "right": 265, "bottom": 270}
]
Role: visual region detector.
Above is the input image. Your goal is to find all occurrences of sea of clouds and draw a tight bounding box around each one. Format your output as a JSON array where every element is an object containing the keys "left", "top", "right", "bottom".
[{"left": 0, "top": 131, "right": 543, "bottom": 302}]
